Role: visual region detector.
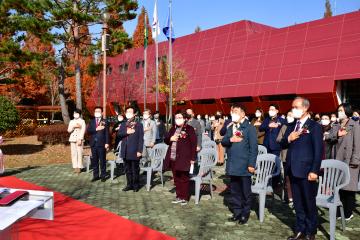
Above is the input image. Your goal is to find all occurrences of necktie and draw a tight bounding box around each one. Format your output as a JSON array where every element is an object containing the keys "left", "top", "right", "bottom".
[
  {"left": 96, "top": 118, "right": 99, "bottom": 127},
  {"left": 295, "top": 120, "right": 301, "bottom": 132}
]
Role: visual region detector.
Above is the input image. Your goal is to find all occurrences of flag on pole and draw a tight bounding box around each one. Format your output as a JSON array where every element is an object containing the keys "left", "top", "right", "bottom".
[
  {"left": 152, "top": 0, "right": 160, "bottom": 39},
  {"left": 162, "top": 11, "right": 175, "bottom": 41},
  {"left": 144, "top": 12, "right": 148, "bottom": 48}
]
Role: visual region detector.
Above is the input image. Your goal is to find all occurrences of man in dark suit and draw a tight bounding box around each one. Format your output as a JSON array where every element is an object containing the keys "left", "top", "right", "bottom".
[
  {"left": 221, "top": 103, "right": 257, "bottom": 225},
  {"left": 280, "top": 97, "right": 323, "bottom": 240},
  {"left": 86, "top": 106, "right": 110, "bottom": 182},
  {"left": 118, "top": 106, "right": 144, "bottom": 192},
  {"left": 259, "top": 103, "right": 285, "bottom": 156}
]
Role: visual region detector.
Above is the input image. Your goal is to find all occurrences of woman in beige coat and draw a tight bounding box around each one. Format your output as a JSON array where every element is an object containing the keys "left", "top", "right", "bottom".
[
  {"left": 212, "top": 112, "right": 225, "bottom": 165},
  {"left": 328, "top": 103, "right": 360, "bottom": 221},
  {"left": 68, "top": 109, "right": 86, "bottom": 174}
]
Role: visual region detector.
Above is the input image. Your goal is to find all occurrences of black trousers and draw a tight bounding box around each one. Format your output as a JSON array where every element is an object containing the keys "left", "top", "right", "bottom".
[
  {"left": 124, "top": 159, "right": 140, "bottom": 188},
  {"left": 91, "top": 146, "right": 107, "bottom": 178},
  {"left": 290, "top": 175, "right": 318, "bottom": 235},
  {"left": 230, "top": 176, "right": 252, "bottom": 218},
  {"left": 339, "top": 190, "right": 356, "bottom": 218}
]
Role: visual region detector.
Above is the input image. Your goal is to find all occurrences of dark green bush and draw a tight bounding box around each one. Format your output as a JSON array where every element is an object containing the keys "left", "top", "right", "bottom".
[
  {"left": 0, "top": 96, "right": 20, "bottom": 134},
  {"left": 34, "top": 124, "right": 69, "bottom": 145}
]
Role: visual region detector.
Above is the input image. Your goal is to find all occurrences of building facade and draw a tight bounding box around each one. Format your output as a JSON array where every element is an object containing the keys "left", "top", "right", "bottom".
[{"left": 89, "top": 11, "right": 360, "bottom": 115}]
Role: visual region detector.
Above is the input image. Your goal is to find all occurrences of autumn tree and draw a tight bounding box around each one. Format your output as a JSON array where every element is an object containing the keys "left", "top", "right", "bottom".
[
  {"left": 132, "top": 6, "right": 154, "bottom": 49},
  {"left": 324, "top": 0, "right": 333, "bottom": 18},
  {"left": 150, "top": 57, "right": 189, "bottom": 125},
  {"left": 195, "top": 26, "right": 201, "bottom": 33}
]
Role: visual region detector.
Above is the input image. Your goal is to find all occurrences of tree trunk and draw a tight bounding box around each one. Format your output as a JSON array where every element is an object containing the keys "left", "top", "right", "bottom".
[
  {"left": 74, "top": 1, "right": 82, "bottom": 110},
  {"left": 58, "top": 64, "right": 70, "bottom": 124}
]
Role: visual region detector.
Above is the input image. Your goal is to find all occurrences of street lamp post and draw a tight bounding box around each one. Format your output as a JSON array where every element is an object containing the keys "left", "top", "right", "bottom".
[{"left": 102, "top": 12, "right": 110, "bottom": 117}]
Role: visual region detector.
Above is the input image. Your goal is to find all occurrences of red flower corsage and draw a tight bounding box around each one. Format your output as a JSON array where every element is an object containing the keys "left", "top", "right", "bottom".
[
  {"left": 179, "top": 131, "right": 188, "bottom": 139},
  {"left": 126, "top": 121, "right": 136, "bottom": 129},
  {"left": 234, "top": 130, "right": 243, "bottom": 138},
  {"left": 301, "top": 124, "right": 310, "bottom": 134}
]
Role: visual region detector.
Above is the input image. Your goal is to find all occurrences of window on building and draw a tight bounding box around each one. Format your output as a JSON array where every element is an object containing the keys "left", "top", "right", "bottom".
[
  {"left": 107, "top": 65, "right": 112, "bottom": 75},
  {"left": 119, "top": 63, "right": 129, "bottom": 73},
  {"left": 136, "top": 61, "right": 141, "bottom": 70},
  {"left": 141, "top": 60, "right": 145, "bottom": 68}
]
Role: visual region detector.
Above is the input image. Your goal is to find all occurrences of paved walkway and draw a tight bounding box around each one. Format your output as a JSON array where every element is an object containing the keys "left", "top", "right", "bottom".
[{"left": 4, "top": 164, "right": 360, "bottom": 240}]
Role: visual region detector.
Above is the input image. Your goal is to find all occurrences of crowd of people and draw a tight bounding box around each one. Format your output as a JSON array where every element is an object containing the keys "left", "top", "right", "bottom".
[{"left": 66, "top": 97, "right": 359, "bottom": 240}]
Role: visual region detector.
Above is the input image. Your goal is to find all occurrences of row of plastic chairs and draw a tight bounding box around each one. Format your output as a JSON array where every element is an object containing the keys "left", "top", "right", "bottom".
[{"left": 256, "top": 146, "right": 351, "bottom": 240}]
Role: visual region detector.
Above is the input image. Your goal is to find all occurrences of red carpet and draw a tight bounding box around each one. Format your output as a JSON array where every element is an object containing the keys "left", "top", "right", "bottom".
[{"left": 0, "top": 176, "right": 175, "bottom": 240}]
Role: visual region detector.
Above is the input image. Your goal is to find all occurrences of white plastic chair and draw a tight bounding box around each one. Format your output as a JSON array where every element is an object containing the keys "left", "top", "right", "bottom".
[
  {"left": 140, "top": 143, "right": 168, "bottom": 191},
  {"left": 191, "top": 148, "right": 217, "bottom": 204},
  {"left": 0, "top": 148, "right": 4, "bottom": 175},
  {"left": 316, "top": 160, "right": 350, "bottom": 240},
  {"left": 83, "top": 155, "right": 91, "bottom": 173},
  {"left": 251, "top": 153, "right": 278, "bottom": 222},
  {"left": 201, "top": 140, "right": 216, "bottom": 149},
  {"left": 257, "top": 145, "right": 267, "bottom": 155},
  {"left": 108, "top": 141, "right": 123, "bottom": 181}
]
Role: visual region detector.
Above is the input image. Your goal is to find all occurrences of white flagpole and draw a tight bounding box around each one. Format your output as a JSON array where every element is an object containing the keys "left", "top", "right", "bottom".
[
  {"left": 168, "top": 0, "right": 173, "bottom": 124},
  {"left": 144, "top": 12, "right": 147, "bottom": 110},
  {"left": 155, "top": 0, "right": 159, "bottom": 112}
]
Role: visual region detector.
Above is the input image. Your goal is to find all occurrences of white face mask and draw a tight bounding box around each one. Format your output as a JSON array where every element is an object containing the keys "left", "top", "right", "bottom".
[
  {"left": 197, "top": 115, "right": 201, "bottom": 120},
  {"left": 331, "top": 117, "right": 337, "bottom": 122},
  {"left": 74, "top": 113, "right": 80, "bottom": 119},
  {"left": 154, "top": 114, "right": 159, "bottom": 119},
  {"left": 94, "top": 112, "right": 102, "bottom": 118},
  {"left": 117, "top": 116, "right": 124, "bottom": 122},
  {"left": 231, "top": 114, "right": 240, "bottom": 123},
  {"left": 209, "top": 117, "right": 215, "bottom": 121},
  {"left": 126, "top": 113, "right": 134, "bottom": 120},
  {"left": 321, "top": 119, "right": 330, "bottom": 126},
  {"left": 286, "top": 116, "right": 295, "bottom": 123},
  {"left": 338, "top": 111, "right": 347, "bottom": 120},
  {"left": 255, "top": 112, "right": 261, "bottom": 118},
  {"left": 268, "top": 110, "right": 277, "bottom": 117},
  {"left": 175, "top": 119, "right": 185, "bottom": 126},
  {"left": 143, "top": 114, "right": 150, "bottom": 120},
  {"left": 205, "top": 115, "right": 208, "bottom": 119},
  {"left": 292, "top": 108, "right": 304, "bottom": 119}
]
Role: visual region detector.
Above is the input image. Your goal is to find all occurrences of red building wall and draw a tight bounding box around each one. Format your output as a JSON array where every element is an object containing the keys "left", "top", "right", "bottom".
[{"left": 89, "top": 11, "right": 360, "bottom": 115}]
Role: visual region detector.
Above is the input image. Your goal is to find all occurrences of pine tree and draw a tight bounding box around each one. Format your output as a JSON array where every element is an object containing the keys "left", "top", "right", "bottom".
[
  {"left": 324, "top": 0, "right": 333, "bottom": 18},
  {"left": 132, "top": 6, "right": 154, "bottom": 49}
]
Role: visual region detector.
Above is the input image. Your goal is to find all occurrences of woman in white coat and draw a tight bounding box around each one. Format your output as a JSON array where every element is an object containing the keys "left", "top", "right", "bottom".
[{"left": 68, "top": 109, "right": 86, "bottom": 174}]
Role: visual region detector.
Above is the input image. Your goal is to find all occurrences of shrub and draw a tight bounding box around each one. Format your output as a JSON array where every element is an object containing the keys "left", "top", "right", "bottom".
[
  {"left": 0, "top": 96, "right": 20, "bottom": 134},
  {"left": 34, "top": 124, "right": 69, "bottom": 145},
  {"left": 3, "top": 119, "right": 37, "bottom": 137}
]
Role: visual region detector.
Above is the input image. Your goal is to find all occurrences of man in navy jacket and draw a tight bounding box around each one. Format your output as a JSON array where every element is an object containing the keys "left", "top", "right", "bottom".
[
  {"left": 221, "top": 103, "right": 257, "bottom": 225},
  {"left": 118, "top": 106, "right": 144, "bottom": 192},
  {"left": 280, "top": 97, "right": 323, "bottom": 240},
  {"left": 86, "top": 106, "right": 110, "bottom": 182},
  {"left": 259, "top": 103, "right": 285, "bottom": 156}
]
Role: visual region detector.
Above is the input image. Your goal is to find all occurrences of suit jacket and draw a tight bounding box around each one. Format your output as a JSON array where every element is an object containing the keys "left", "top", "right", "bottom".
[
  {"left": 220, "top": 118, "right": 232, "bottom": 136},
  {"left": 86, "top": 118, "right": 110, "bottom": 147},
  {"left": 155, "top": 119, "right": 166, "bottom": 140},
  {"left": 221, "top": 119, "right": 258, "bottom": 176},
  {"left": 118, "top": 121, "right": 144, "bottom": 160},
  {"left": 328, "top": 119, "right": 360, "bottom": 191},
  {"left": 164, "top": 124, "right": 197, "bottom": 172},
  {"left": 187, "top": 118, "right": 202, "bottom": 147},
  {"left": 142, "top": 119, "right": 157, "bottom": 147},
  {"left": 68, "top": 118, "right": 86, "bottom": 142},
  {"left": 280, "top": 118, "right": 323, "bottom": 178},
  {"left": 259, "top": 116, "right": 286, "bottom": 152}
]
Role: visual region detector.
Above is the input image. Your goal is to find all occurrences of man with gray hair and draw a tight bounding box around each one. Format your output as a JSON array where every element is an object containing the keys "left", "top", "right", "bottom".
[
  {"left": 280, "top": 96, "right": 323, "bottom": 240},
  {"left": 141, "top": 109, "right": 157, "bottom": 167}
]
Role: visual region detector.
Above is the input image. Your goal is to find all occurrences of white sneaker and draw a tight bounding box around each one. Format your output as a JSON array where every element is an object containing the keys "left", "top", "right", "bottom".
[
  {"left": 345, "top": 214, "right": 354, "bottom": 221},
  {"left": 171, "top": 198, "right": 182, "bottom": 204},
  {"left": 180, "top": 200, "right": 188, "bottom": 206}
]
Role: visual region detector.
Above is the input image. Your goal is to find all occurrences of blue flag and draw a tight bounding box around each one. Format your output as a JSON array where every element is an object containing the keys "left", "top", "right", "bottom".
[{"left": 162, "top": 12, "right": 175, "bottom": 41}]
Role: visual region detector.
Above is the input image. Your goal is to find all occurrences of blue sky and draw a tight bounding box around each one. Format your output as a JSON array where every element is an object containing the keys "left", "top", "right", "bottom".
[{"left": 122, "top": 0, "right": 360, "bottom": 42}]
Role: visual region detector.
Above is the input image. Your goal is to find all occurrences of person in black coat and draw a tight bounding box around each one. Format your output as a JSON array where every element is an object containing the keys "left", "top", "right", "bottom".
[
  {"left": 118, "top": 106, "right": 144, "bottom": 192},
  {"left": 280, "top": 97, "right": 323, "bottom": 240},
  {"left": 259, "top": 103, "right": 285, "bottom": 156},
  {"left": 86, "top": 106, "right": 110, "bottom": 182}
]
